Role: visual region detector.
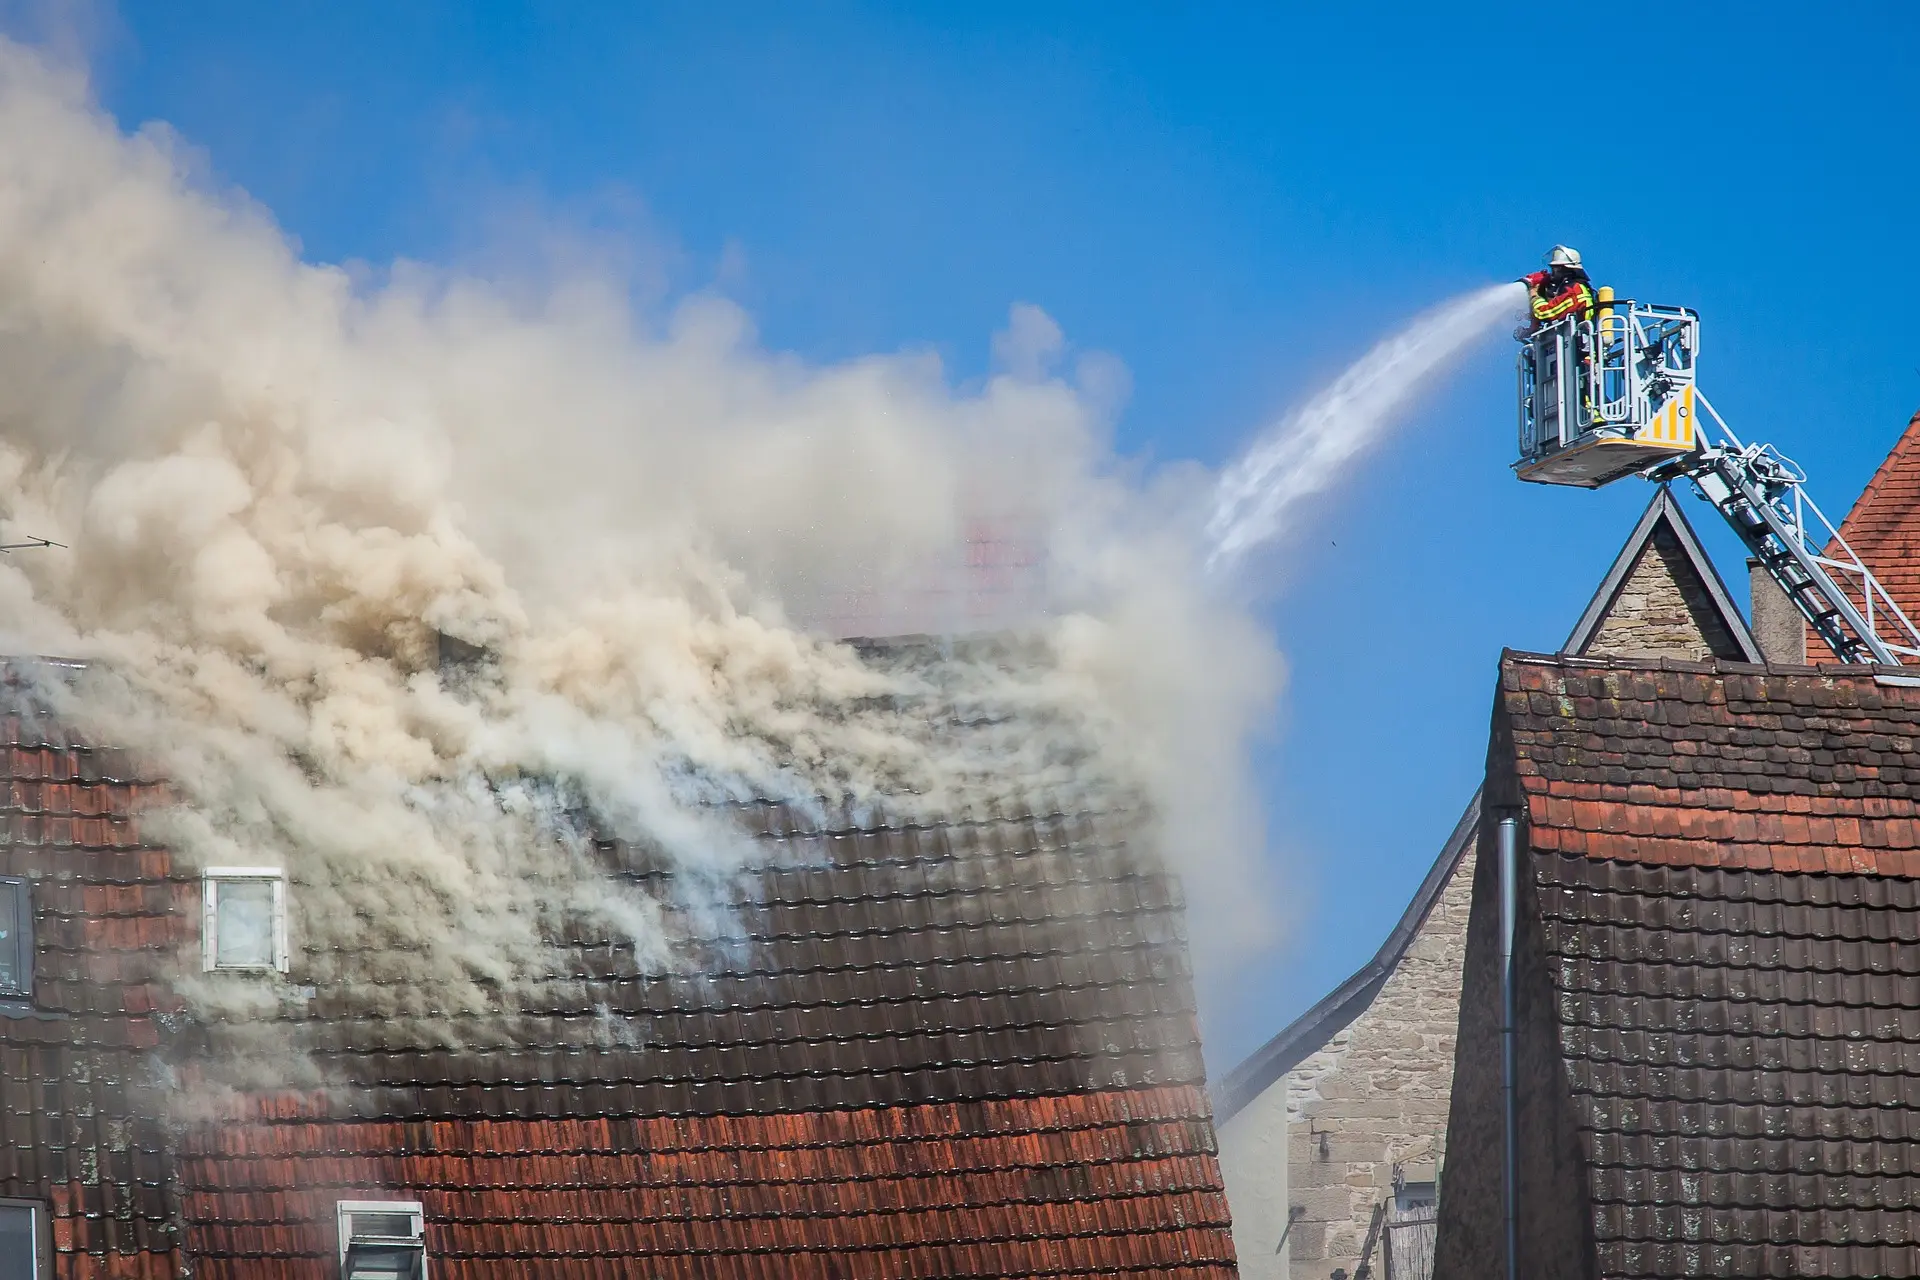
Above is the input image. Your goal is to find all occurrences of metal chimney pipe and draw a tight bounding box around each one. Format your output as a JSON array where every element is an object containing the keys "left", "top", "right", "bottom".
[{"left": 1497, "top": 810, "right": 1521, "bottom": 1280}]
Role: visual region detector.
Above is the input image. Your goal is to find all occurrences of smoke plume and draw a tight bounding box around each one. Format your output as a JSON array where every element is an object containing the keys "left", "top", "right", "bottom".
[{"left": 0, "top": 44, "right": 1286, "bottom": 1039}]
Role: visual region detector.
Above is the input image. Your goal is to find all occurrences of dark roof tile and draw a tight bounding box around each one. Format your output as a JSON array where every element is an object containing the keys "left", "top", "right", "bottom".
[
  {"left": 1491, "top": 651, "right": 1920, "bottom": 1274},
  {"left": 0, "top": 673, "right": 1229, "bottom": 1278}
]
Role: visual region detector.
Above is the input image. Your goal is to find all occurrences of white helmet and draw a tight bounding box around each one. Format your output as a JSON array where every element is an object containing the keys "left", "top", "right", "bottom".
[{"left": 1547, "top": 244, "right": 1583, "bottom": 269}]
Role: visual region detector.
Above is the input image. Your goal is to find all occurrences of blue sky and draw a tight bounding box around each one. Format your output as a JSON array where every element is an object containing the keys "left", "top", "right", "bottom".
[{"left": 81, "top": 3, "right": 1920, "bottom": 1066}]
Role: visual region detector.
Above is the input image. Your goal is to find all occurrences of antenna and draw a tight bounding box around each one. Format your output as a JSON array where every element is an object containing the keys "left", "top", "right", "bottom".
[{"left": 0, "top": 516, "right": 63, "bottom": 553}]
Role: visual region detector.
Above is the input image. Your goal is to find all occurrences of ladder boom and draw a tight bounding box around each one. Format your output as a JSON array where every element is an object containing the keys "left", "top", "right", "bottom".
[
  {"left": 1648, "top": 394, "right": 1920, "bottom": 665},
  {"left": 1513, "top": 286, "right": 1918, "bottom": 666}
]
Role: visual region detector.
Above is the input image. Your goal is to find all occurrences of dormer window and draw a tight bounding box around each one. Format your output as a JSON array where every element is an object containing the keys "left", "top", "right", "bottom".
[
  {"left": 337, "top": 1200, "right": 426, "bottom": 1279},
  {"left": 202, "top": 869, "right": 289, "bottom": 973}
]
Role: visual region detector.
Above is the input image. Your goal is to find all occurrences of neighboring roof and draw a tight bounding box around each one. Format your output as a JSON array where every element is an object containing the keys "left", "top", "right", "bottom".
[
  {"left": 1216, "top": 491, "right": 1761, "bottom": 1126},
  {"left": 1562, "top": 485, "right": 1764, "bottom": 663},
  {"left": 0, "top": 678, "right": 1236, "bottom": 1278},
  {"left": 1829, "top": 408, "right": 1920, "bottom": 615},
  {"left": 1486, "top": 650, "right": 1920, "bottom": 1277},
  {"left": 1806, "top": 407, "right": 1920, "bottom": 663},
  {"left": 1213, "top": 790, "right": 1482, "bottom": 1122},
  {"left": 1506, "top": 651, "right": 1920, "bottom": 875}
]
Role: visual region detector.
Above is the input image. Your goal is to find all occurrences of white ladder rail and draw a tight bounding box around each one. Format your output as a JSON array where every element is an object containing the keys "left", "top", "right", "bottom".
[{"left": 1666, "top": 393, "right": 1920, "bottom": 665}]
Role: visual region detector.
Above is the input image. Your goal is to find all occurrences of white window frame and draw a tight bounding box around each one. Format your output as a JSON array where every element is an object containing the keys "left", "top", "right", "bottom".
[
  {"left": 0, "top": 1197, "right": 51, "bottom": 1279},
  {"left": 201, "top": 868, "right": 289, "bottom": 973},
  {"left": 337, "top": 1199, "right": 427, "bottom": 1279}
]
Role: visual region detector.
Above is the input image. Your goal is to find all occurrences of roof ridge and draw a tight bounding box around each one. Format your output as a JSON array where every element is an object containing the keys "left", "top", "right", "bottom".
[{"left": 1501, "top": 647, "right": 1901, "bottom": 678}]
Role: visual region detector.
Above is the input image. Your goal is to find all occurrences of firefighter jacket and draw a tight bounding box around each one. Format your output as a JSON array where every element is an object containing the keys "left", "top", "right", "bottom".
[{"left": 1524, "top": 268, "right": 1596, "bottom": 324}]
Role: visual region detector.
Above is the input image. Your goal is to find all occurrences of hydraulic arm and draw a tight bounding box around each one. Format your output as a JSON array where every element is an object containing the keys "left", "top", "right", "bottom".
[{"left": 1516, "top": 294, "right": 1920, "bottom": 665}]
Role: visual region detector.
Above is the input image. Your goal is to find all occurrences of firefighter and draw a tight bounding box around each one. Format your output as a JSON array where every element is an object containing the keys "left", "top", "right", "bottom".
[
  {"left": 1520, "top": 245, "right": 1601, "bottom": 421},
  {"left": 1521, "top": 245, "right": 1596, "bottom": 328}
]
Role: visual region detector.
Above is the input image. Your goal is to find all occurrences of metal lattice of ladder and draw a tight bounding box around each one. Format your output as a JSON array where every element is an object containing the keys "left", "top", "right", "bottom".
[{"left": 1648, "top": 393, "right": 1920, "bottom": 666}]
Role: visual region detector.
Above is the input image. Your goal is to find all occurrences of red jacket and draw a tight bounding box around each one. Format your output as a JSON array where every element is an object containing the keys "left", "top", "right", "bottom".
[{"left": 1524, "top": 268, "right": 1595, "bottom": 324}]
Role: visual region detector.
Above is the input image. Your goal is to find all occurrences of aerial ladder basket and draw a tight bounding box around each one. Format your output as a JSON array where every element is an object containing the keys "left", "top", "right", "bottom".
[
  {"left": 1514, "top": 279, "right": 1920, "bottom": 666},
  {"left": 1517, "top": 291, "right": 1700, "bottom": 487}
]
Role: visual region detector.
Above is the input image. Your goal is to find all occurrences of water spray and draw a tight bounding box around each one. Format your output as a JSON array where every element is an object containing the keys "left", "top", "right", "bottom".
[{"left": 1205, "top": 281, "right": 1527, "bottom": 574}]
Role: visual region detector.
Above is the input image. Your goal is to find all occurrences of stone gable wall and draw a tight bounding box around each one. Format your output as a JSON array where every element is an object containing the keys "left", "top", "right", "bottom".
[
  {"left": 1283, "top": 842, "right": 1476, "bottom": 1280},
  {"left": 1583, "top": 525, "right": 1741, "bottom": 662}
]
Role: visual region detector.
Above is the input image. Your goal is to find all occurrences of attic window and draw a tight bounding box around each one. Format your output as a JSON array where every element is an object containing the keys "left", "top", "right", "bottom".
[
  {"left": 337, "top": 1200, "right": 426, "bottom": 1280},
  {"left": 0, "top": 879, "right": 31, "bottom": 999},
  {"left": 202, "top": 869, "right": 288, "bottom": 973},
  {"left": 0, "top": 1199, "right": 50, "bottom": 1280}
]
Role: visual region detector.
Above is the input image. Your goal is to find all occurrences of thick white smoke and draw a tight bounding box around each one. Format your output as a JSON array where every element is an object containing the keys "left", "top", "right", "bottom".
[
  {"left": 1205, "top": 281, "right": 1526, "bottom": 573},
  {"left": 0, "top": 44, "right": 1286, "bottom": 1034}
]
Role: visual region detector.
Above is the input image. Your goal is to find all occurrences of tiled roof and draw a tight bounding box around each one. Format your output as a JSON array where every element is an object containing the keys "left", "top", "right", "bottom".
[
  {"left": 1802, "top": 407, "right": 1920, "bottom": 663},
  {"left": 1504, "top": 653, "right": 1920, "bottom": 875},
  {"left": 178, "top": 1095, "right": 1231, "bottom": 1278},
  {"left": 1460, "top": 650, "right": 1920, "bottom": 1278},
  {"left": 0, "top": 674, "right": 1234, "bottom": 1278},
  {"left": 1831, "top": 409, "right": 1920, "bottom": 612}
]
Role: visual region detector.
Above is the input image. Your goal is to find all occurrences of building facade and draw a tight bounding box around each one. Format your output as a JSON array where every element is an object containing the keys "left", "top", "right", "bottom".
[
  {"left": 1216, "top": 487, "right": 1764, "bottom": 1280},
  {"left": 1431, "top": 405, "right": 1920, "bottom": 1278}
]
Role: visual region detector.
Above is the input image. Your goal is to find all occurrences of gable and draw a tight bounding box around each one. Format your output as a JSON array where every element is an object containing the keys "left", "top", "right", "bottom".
[
  {"left": 1564, "top": 487, "right": 1762, "bottom": 664},
  {"left": 1214, "top": 793, "right": 1482, "bottom": 1121}
]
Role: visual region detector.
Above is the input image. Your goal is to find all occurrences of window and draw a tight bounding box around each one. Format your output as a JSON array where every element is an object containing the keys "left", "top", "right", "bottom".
[
  {"left": 0, "top": 879, "right": 31, "bottom": 1000},
  {"left": 202, "top": 869, "right": 288, "bottom": 973},
  {"left": 0, "top": 1200, "right": 49, "bottom": 1280},
  {"left": 337, "top": 1200, "right": 426, "bottom": 1280},
  {"left": 1394, "top": 1180, "right": 1438, "bottom": 1213}
]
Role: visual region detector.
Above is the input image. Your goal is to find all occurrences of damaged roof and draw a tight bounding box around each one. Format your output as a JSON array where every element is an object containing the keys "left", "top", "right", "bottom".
[{"left": 0, "top": 678, "right": 1235, "bottom": 1278}]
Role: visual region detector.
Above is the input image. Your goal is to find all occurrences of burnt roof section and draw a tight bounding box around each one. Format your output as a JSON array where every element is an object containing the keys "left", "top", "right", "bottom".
[
  {"left": 1482, "top": 650, "right": 1920, "bottom": 1276},
  {"left": 0, "top": 674, "right": 1235, "bottom": 1278},
  {"left": 234, "top": 799, "right": 1207, "bottom": 1117},
  {"left": 1213, "top": 789, "right": 1481, "bottom": 1122},
  {"left": 1562, "top": 485, "right": 1763, "bottom": 663}
]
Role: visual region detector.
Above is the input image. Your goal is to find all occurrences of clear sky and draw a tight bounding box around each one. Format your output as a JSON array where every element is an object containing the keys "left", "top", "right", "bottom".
[{"left": 72, "top": 2, "right": 1920, "bottom": 1066}]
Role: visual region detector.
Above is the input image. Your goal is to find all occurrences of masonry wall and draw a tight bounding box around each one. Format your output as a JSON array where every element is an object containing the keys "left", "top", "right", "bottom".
[
  {"left": 1280, "top": 842, "right": 1476, "bottom": 1280},
  {"left": 1581, "top": 526, "right": 1742, "bottom": 662}
]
